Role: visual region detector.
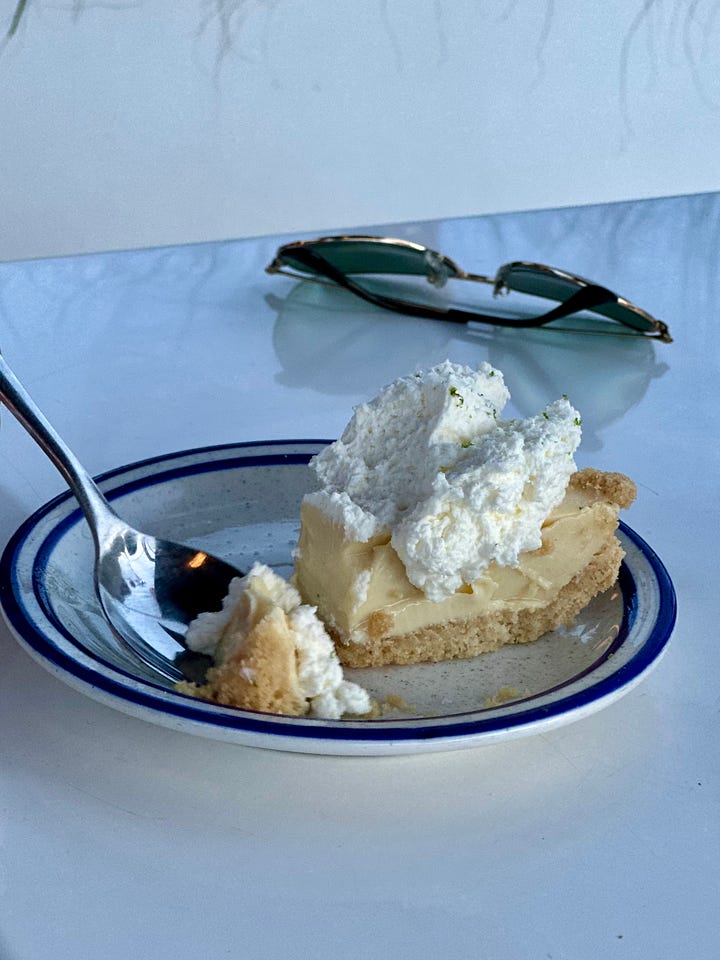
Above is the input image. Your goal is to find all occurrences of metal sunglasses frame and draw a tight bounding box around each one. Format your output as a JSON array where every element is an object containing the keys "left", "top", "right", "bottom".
[{"left": 266, "top": 235, "right": 672, "bottom": 343}]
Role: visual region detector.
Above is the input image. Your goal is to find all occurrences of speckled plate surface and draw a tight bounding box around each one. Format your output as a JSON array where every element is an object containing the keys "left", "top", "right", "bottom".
[{"left": 0, "top": 440, "right": 676, "bottom": 755}]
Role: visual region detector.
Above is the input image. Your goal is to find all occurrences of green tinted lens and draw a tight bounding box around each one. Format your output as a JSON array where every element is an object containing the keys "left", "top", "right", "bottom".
[
  {"left": 283, "top": 240, "right": 456, "bottom": 279},
  {"left": 503, "top": 263, "right": 655, "bottom": 333}
]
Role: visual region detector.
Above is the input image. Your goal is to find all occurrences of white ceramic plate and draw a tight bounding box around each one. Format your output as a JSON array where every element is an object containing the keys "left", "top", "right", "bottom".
[{"left": 0, "top": 441, "right": 676, "bottom": 755}]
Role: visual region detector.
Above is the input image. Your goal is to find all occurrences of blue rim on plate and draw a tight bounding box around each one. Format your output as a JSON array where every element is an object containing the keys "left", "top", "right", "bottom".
[{"left": 0, "top": 440, "right": 677, "bottom": 756}]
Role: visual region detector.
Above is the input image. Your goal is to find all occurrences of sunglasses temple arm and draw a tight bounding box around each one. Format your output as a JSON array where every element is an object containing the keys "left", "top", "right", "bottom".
[
  {"left": 284, "top": 245, "right": 446, "bottom": 315},
  {"left": 446, "top": 283, "right": 618, "bottom": 328},
  {"left": 512, "top": 283, "right": 620, "bottom": 326},
  {"left": 285, "top": 247, "right": 618, "bottom": 328}
]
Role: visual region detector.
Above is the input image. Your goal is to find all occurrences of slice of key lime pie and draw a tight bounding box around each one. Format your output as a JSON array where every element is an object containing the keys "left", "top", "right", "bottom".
[
  {"left": 180, "top": 359, "right": 635, "bottom": 715},
  {"left": 293, "top": 360, "right": 636, "bottom": 668}
]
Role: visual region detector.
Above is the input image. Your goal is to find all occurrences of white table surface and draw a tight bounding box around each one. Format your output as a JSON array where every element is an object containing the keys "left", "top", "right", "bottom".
[{"left": 0, "top": 193, "right": 717, "bottom": 959}]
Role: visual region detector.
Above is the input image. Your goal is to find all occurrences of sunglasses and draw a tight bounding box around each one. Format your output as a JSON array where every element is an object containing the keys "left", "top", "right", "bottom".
[{"left": 266, "top": 235, "right": 672, "bottom": 343}]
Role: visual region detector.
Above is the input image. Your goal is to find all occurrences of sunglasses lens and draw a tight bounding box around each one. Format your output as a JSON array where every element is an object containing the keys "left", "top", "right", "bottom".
[
  {"left": 502, "top": 263, "right": 657, "bottom": 334},
  {"left": 281, "top": 240, "right": 458, "bottom": 280}
]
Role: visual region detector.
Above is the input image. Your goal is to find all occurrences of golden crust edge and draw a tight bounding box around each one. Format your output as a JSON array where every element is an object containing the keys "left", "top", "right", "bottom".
[
  {"left": 569, "top": 467, "right": 636, "bottom": 510},
  {"left": 178, "top": 609, "right": 309, "bottom": 716},
  {"left": 334, "top": 536, "right": 624, "bottom": 668}
]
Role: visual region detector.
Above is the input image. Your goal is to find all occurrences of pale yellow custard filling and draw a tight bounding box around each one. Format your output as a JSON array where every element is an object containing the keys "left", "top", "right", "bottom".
[{"left": 294, "top": 469, "right": 636, "bottom": 668}]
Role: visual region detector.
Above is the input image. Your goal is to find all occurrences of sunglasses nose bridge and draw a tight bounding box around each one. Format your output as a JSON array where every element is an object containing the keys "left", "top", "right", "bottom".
[{"left": 456, "top": 270, "right": 494, "bottom": 285}]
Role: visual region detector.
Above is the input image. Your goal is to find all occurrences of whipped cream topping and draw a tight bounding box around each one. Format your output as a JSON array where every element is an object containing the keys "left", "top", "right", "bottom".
[
  {"left": 186, "top": 564, "right": 370, "bottom": 719},
  {"left": 306, "top": 360, "right": 582, "bottom": 601}
]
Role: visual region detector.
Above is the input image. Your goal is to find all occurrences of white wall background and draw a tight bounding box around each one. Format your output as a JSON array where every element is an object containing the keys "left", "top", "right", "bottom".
[{"left": 1, "top": 0, "right": 719, "bottom": 262}]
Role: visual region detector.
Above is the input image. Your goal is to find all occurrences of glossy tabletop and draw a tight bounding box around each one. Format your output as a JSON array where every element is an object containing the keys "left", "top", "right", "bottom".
[{"left": 0, "top": 193, "right": 718, "bottom": 959}]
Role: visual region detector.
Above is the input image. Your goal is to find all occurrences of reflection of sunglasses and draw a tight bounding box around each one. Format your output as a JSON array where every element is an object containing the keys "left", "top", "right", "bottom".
[{"left": 266, "top": 235, "right": 672, "bottom": 343}]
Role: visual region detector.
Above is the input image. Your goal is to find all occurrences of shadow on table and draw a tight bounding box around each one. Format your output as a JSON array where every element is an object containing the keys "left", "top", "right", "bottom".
[{"left": 266, "top": 283, "right": 668, "bottom": 451}]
